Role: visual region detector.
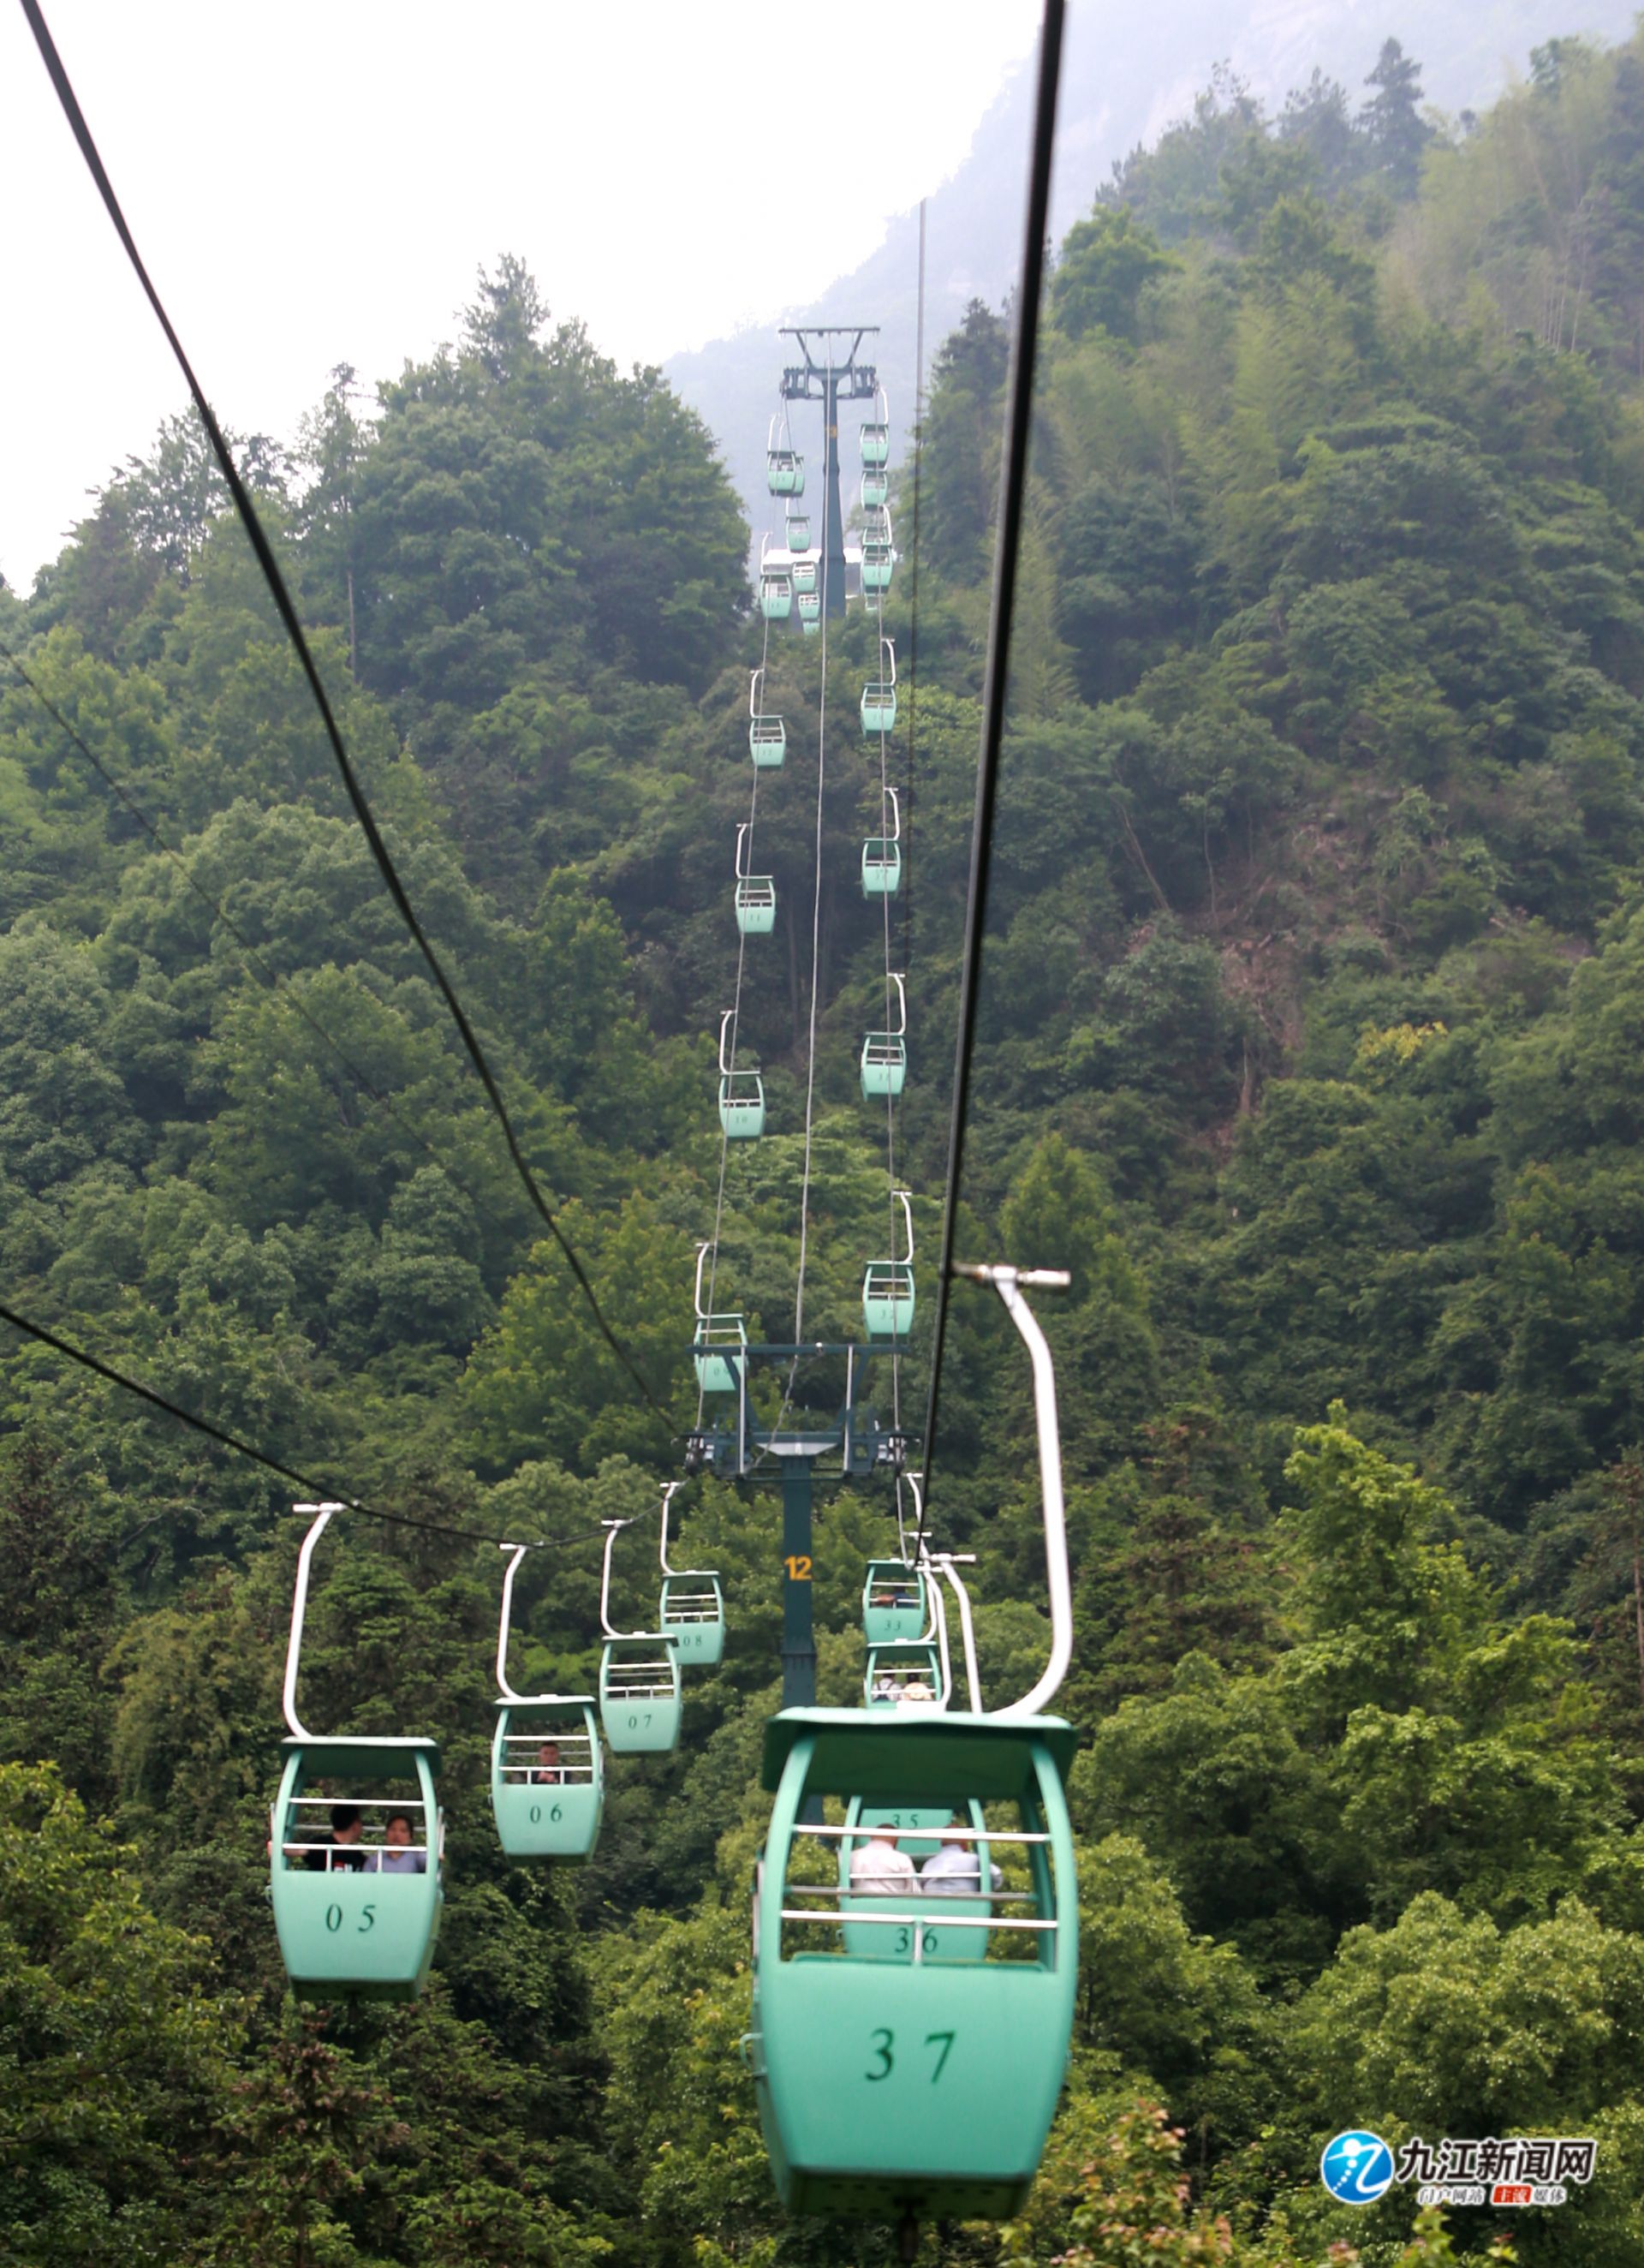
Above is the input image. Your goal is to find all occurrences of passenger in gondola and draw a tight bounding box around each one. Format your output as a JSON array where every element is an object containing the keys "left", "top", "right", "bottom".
[
  {"left": 303, "top": 1800, "right": 368, "bottom": 1871},
  {"left": 870, "top": 1671, "right": 904, "bottom": 1704},
  {"left": 848, "top": 1826, "right": 917, "bottom": 1897},
  {"left": 372, "top": 1811, "right": 427, "bottom": 1875},
  {"left": 898, "top": 1675, "right": 936, "bottom": 1705},
  {"left": 920, "top": 1815, "right": 1003, "bottom": 1895},
  {"left": 531, "top": 1740, "right": 565, "bottom": 1784}
]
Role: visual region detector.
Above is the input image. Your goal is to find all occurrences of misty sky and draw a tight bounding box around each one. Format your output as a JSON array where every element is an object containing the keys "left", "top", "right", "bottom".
[{"left": 0, "top": 0, "right": 1043, "bottom": 589}]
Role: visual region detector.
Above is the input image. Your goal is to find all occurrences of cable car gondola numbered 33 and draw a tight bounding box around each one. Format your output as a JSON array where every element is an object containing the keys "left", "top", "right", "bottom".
[
  {"left": 862, "top": 1560, "right": 928, "bottom": 1646},
  {"left": 746, "top": 1709, "right": 1079, "bottom": 2221}
]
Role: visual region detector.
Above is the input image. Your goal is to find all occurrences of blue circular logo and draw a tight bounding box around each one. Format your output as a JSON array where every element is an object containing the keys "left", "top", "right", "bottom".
[{"left": 1320, "top": 2130, "right": 1395, "bottom": 2204}]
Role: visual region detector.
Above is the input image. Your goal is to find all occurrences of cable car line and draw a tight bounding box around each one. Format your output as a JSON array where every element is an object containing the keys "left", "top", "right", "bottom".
[
  {"left": 789, "top": 337, "right": 834, "bottom": 1352},
  {"left": 916, "top": 0, "right": 1066, "bottom": 1536},
  {"left": 20, "top": 0, "right": 668, "bottom": 1433},
  {"left": 0, "top": 1293, "right": 643, "bottom": 1556},
  {"left": 696, "top": 584, "right": 778, "bottom": 1432},
  {"left": 0, "top": 640, "right": 532, "bottom": 1244}
]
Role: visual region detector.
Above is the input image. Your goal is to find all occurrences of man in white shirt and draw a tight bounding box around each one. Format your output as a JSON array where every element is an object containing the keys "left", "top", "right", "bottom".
[
  {"left": 848, "top": 1827, "right": 919, "bottom": 1898},
  {"left": 920, "top": 1816, "right": 1003, "bottom": 1895}
]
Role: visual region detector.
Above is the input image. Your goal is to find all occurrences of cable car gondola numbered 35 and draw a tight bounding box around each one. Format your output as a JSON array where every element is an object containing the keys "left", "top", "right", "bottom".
[{"left": 747, "top": 1709, "right": 1079, "bottom": 2221}]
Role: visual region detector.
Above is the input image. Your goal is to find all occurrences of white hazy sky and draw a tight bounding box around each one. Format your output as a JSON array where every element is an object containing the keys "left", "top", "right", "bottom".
[{"left": 0, "top": 1, "right": 1043, "bottom": 589}]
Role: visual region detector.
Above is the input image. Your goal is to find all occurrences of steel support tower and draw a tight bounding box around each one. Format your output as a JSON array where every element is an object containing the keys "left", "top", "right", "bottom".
[{"left": 779, "top": 325, "right": 879, "bottom": 621}]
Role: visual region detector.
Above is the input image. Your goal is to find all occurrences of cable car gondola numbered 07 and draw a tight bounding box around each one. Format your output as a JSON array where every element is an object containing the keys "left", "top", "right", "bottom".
[
  {"left": 599, "top": 1634, "right": 682, "bottom": 1752},
  {"left": 747, "top": 1708, "right": 1079, "bottom": 2221}
]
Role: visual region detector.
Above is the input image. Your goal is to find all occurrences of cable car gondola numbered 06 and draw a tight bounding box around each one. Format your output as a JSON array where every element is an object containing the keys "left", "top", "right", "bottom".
[
  {"left": 491, "top": 1698, "right": 604, "bottom": 1860},
  {"left": 746, "top": 1709, "right": 1079, "bottom": 2221}
]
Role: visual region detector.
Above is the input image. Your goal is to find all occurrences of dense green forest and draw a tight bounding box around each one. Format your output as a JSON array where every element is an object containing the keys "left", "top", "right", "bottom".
[{"left": 10, "top": 22, "right": 1644, "bottom": 2266}]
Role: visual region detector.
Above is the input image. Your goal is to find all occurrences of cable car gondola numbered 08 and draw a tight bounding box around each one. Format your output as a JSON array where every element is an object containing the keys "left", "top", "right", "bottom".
[{"left": 747, "top": 1709, "right": 1079, "bottom": 2221}]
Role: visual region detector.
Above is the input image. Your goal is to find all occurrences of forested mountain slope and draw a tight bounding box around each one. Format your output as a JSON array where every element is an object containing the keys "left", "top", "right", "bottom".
[
  {"left": 668, "top": 0, "right": 1644, "bottom": 543},
  {"left": 9, "top": 23, "right": 1644, "bottom": 2268}
]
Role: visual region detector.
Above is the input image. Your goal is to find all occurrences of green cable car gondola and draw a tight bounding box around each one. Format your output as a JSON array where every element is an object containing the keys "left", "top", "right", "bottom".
[
  {"left": 693, "top": 1240, "right": 748, "bottom": 1393},
  {"left": 736, "top": 877, "right": 777, "bottom": 933},
  {"left": 797, "top": 590, "right": 821, "bottom": 632},
  {"left": 733, "top": 822, "right": 777, "bottom": 936},
  {"left": 598, "top": 1515, "right": 684, "bottom": 1753},
  {"left": 861, "top": 510, "right": 894, "bottom": 595},
  {"left": 718, "top": 1012, "right": 766, "bottom": 1138},
  {"left": 767, "top": 414, "right": 805, "bottom": 497},
  {"left": 787, "top": 510, "right": 812, "bottom": 552},
  {"left": 661, "top": 1571, "right": 726, "bottom": 1666},
  {"left": 861, "top": 1034, "right": 906, "bottom": 1100},
  {"left": 864, "top": 1640, "right": 944, "bottom": 1709},
  {"left": 269, "top": 1506, "right": 444, "bottom": 1999},
  {"left": 861, "top": 976, "right": 908, "bottom": 1101},
  {"left": 863, "top": 1191, "right": 915, "bottom": 1341},
  {"left": 861, "top": 636, "right": 896, "bottom": 737},
  {"left": 861, "top": 839, "right": 901, "bottom": 893},
  {"left": 599, "top": 1635, "right": 682, "bottom": 1752},
  {"left": 861, "top": 466, "right": 889, "bottom": 511},
  {"left": 860, "top": 389, "right": 890, "bottom": 468},
  {"left": 861, "top": 787, "right": 902, "bottom": 895},
  {"left": 748, "top": 670, "right": 785, "bottom": 768},
  {"left": 791, "top": 556, "right": 818, "bottom": 596},
  {"left": 839, "top": 1796, "right": 992, "bottom": 1961},
  {"left": 490, "top": 1543, "right": 605, "bottom": 1859},
  {"left": 760, "top": 569, "right": 793, "bottom": 622},
  {"left": 862, "top": 1559, "right": 928, "bottom": 1645},
  {"left": 720, "top": 1072, "right": 766, "bottom": 1138},
  {"left": 747, "top": 1708, "right": 1079, "bottom": 2221},
  {"left": 658, "top": 1479, "right": 728, "bottom": 1668}
]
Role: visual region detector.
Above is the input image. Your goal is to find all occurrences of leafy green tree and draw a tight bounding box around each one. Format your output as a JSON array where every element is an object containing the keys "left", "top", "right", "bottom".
[{"left": 0, "top": 1762, "right": 241, "bottom": 2265}]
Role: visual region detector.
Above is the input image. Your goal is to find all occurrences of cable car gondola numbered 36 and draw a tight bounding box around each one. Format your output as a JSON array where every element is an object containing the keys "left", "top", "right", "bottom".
[{"left": 746, "top": 1709, "right": 1079, "bottom": 2221}]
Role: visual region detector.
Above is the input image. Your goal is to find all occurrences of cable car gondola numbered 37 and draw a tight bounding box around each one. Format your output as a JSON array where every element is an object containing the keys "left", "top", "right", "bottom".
[{"left": 747, "top": 1709, "right": 1079, "bottom": 2221}]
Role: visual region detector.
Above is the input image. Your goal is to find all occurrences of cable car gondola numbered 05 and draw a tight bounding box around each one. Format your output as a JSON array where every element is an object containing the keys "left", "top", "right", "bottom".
[
  {"left": 746, "top": 1709, "right": 1079, "bottom": 2221},
  {"left": 271, "top": 1736, "right": 444, "bottom": 2001}
]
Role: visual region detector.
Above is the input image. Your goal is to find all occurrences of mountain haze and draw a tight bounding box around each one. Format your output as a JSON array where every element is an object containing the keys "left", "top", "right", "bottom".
[{"left": 669, "top": 0, "right": 1643, "bottom": 540}]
